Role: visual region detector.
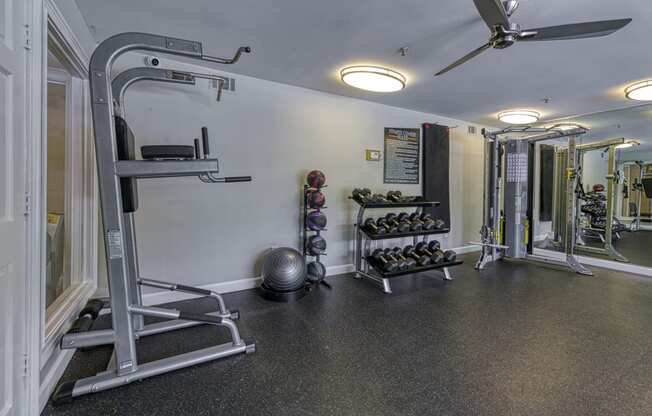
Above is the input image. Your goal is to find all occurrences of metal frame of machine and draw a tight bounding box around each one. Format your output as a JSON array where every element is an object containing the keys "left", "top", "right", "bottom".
[
  {"left": 53, "top": 33, "right": 255, "bottom": 402},
  {"left": 474, "top": 124, "right": 593, "bottom": 276}
]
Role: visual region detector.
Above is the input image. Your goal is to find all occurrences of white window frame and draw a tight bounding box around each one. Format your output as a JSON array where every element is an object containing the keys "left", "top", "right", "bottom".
[{"left": 28, "top": 0, "right": 98, "bottom": 408}]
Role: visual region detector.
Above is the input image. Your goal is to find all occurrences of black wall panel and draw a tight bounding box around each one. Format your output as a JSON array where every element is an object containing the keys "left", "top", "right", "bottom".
[{"left": 422, "top": 123, "right": 450, "bottom": 226}]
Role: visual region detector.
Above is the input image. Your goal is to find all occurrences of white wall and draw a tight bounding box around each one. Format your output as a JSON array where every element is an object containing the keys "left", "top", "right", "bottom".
[
  {"left": 93, "top": 54, "right": 485, "bottom": 295},
  {"left": 582, "top": 148, "right": 609, "bottom": 191}
]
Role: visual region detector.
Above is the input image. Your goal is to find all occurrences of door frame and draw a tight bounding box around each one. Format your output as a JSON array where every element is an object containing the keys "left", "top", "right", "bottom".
[{"left": 25, "top": 0, "right": 98, "bottom": 413}]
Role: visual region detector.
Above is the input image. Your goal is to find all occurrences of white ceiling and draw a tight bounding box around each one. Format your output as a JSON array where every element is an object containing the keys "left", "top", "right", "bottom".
[{"left": 75, "top": 0, "right": 652, "bottom": 127}]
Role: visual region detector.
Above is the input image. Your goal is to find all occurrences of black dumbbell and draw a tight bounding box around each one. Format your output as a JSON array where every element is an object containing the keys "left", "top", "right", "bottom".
[
  {"left": 443, "top": 250, "right": 457, "bottom": 262},
  {"left": 397, "top": 212, "right": 411, "bottom": 223},
  {"left": 371, "top": 249, "right": 398, "bottom": 272},
  {"left": 352, "top": 188, "right": 372, "bottom": 202},
  {"left": 385, "top": 213, "right": 411, "bottom": 233},
  {"left": 391, "top": 247, "right": 417, "bottom": 269},
  {"left": 376, "top": 217, "right": 397, "bottom": 234},
  {"left": 402, "top": 245, "right": 430, "bottom": 266},
  {"left": 433, "top": 218, "right": 446, "bottom": 229},
  {"left": 408, "top": 212, "right": 424, "bottom": 231},
  {"left": 364, "top": 218, "right": 386, "bottom": 235},
  {"left": 370, "top": 193, "right": 388, "bottom": 203},
  {"left": 383, "top": 248, "right": 407, "bottom": 270},
  {"left": 387, "top": 190, "right": 403, "bottom": 202},
  {"left": 415, "top": 241, "right": 445, "bottom": 264},
  {"left": 419, "top": 213, "right": 436, "bottom": 230}
]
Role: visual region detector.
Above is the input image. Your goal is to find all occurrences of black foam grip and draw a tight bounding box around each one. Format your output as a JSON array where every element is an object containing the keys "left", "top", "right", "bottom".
[
  {"left": 201, "top": 127, "right": 209, "bottom": 156},
  {"left": 69, "top": 316, "right": 93, "bottom": 333},
  {"left": 194, "top": 138, "right": 201, "bottom": 159},
  {"left": 176, "top": 284, "right": 212, "bottom": 296},
  {"left": 225, "top": 176, "right": 252, "bottom": 183},
  {"left": 79, "top": 299, "right": 105, "bottom": 320},
  {"left": 178, "top": 312, "right": 223, "bottom": 324}
]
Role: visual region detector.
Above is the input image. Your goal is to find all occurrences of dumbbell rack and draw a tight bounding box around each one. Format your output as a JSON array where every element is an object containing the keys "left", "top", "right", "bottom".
[
  {"left": 351, "top": 199, "right": 463, "bottom": 294},
  {"left": 302, "top": 185, "right": 331, "bottom": 288}
]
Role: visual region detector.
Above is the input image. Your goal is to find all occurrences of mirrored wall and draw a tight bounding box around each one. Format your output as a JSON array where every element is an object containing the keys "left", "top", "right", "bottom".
[{"left": 532, "top": 104, "right": 652, "bottom": 269}]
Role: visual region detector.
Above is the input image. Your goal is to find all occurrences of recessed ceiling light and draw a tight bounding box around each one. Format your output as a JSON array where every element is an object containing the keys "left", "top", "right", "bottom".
[
  {"left": 340, "top": 66, "right": 406, "bottom": 93},
  {"left": 625, "top": 80, "right": 652, "bottom": 101},
  {"left": 498, "top": 110, "right": 540, "bottom": 125}
]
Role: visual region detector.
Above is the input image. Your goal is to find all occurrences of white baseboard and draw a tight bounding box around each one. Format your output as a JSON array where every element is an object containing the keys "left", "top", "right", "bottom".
[{"left": 141, "top": 264, "right": 354, "bottom": 306}]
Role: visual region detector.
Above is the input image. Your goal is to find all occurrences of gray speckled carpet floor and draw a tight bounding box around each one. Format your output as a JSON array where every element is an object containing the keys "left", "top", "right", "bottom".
[{"left": 43, "top": 254, "right": 652, "bottom": 416}]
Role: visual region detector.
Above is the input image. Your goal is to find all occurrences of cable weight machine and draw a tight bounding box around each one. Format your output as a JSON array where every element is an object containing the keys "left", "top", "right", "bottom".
[{"left": 474, "top": 125, "right": 593, "bottom": 275}]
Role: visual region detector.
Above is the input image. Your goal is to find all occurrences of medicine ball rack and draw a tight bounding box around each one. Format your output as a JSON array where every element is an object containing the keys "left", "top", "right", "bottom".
[
  {"left": 352, "top": 198, "right": 463, "bottom": 294},
  {"left": 302, "top": 184, "right": 331, "bottom": 288}
]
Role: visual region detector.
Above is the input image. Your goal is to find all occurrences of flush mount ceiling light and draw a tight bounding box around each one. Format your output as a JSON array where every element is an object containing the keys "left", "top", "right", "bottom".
[
  {"left": 497, "top": 109, "right": 540, "bottom": 125},
  {"left": 625, "top": 80, "right": 652, "bottom": 101},
  {"left": 340, "top": 66, "right": 406, "bottom": 93}
]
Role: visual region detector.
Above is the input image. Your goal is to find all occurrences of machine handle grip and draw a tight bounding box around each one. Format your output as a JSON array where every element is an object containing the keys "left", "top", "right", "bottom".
[
  {"left": 201, "top": 127, "right": 210, "bottom": 157},
  {"left": 224, "top": 176, "right": 252, "bottom": 182},
  {"left": 194, "top": 138, "right": 201, "bottom": 159}
]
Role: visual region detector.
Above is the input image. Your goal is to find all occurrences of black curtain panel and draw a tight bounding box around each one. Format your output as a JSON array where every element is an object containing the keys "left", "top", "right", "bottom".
[
  {"left": 539, "top": 144, "right": 554, "bottom": 222},
  {"left": 422, "top": 123, "right": 450, "bottom": 227}
]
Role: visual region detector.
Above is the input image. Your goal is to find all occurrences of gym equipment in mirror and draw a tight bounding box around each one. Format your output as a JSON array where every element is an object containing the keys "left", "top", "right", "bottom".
[{"left": 530, "top": 104, "right": 652, "bottom": 269}]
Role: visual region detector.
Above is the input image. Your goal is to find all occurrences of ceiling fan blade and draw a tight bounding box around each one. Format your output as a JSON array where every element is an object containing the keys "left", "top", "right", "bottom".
[
  {"left": 519, "top": 18, "right": 632, "bottom": 41},
  {"left": 435, "top": 43, "right": 492, "bottom": 76},
  {"left": 473, "top": 0, "right": 510, "bottom": 29}
]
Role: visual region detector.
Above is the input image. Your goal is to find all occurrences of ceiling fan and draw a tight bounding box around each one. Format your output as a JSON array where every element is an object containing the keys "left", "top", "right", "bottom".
[{"left": 435, "top": 0, "right": 632, "bottom": 76}]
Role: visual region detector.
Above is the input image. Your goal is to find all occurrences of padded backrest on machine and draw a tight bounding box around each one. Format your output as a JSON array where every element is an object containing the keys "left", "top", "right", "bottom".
[
  {"left": 114, "top": 116, "right": 138, "bottom": 213},
  {"left": 141, "top": 145, "right": 196, "bottom": 160}
]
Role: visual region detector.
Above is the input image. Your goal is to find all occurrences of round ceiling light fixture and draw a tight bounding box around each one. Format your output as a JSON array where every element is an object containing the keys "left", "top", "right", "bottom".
[
  {"left": 340, "top": 66, "right": 406, "bottom": 93},
  {"left": 625, "top": 80, "right": 652, "bottom": 101},
  {"left": 497, "top": 109, "right": 541, "bottom": 125}
]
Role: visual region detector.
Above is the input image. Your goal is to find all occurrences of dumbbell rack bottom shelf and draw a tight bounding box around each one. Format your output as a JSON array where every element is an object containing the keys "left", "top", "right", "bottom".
[
  {"left": 361, "top": 227, "right": 451, "bottom": 240},
  {"left": 364, "top": 257, "right": 463, "bottom": 278}
]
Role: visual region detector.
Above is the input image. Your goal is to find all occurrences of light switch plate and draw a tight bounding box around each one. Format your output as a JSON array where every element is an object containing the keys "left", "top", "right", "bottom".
[{"left": 366, "top": 149, "right": 381, "bottom": 161}]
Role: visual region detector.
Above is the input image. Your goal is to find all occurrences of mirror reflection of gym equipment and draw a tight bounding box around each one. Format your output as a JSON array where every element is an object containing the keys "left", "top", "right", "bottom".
[{"left": 551, "top": 138, "right": 633, "bottom": 263}]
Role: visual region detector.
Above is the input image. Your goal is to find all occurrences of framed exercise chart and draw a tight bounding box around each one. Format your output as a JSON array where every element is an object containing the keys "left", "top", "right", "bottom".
[{"left": 383, "top": 127, "right": 420, "bottom": 184}]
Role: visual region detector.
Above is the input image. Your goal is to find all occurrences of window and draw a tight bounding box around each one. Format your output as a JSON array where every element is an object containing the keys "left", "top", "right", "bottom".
[
  {"left": 45, "top": 52, "right": 71, "bottom": 312},
  {"left": 39, "top": 13, "right": 97, "bottom": 359}
]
